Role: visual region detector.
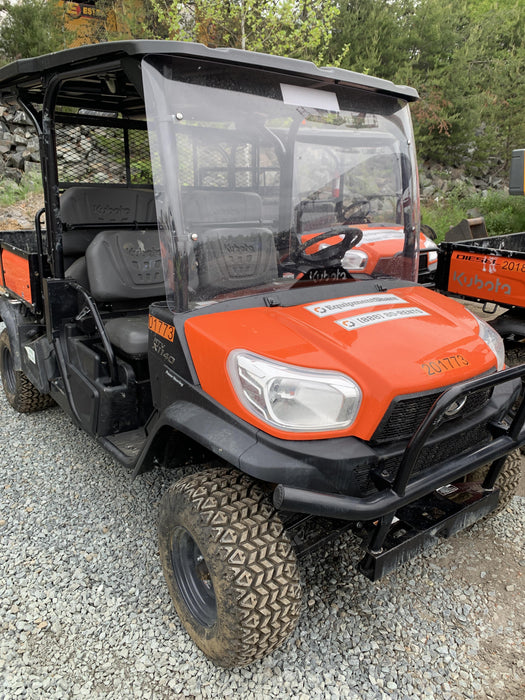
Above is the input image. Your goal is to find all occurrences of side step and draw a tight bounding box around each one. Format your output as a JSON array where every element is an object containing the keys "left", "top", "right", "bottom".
[
  {"left": 283, "top": 513, "right": 354, "bottom": 559},
  {"left": 101, "top": 428, "right": 148, "bottom": 467},
  {"left": 358, "top": 484, "right": 500, "bottom": 581}
]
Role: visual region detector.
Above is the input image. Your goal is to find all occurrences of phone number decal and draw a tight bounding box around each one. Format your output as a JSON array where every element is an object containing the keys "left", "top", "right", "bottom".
[
  {"left": 337, "top": 307, "right": 428, "bottom": 330},
  {"left": 421, "top": 354, "right": 470, "bottom": 376}
]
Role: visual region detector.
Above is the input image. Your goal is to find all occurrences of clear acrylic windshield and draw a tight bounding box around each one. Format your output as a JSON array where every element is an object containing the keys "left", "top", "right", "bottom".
[{"left": 143, "top": 56, "right": 420, "bottom": 312}]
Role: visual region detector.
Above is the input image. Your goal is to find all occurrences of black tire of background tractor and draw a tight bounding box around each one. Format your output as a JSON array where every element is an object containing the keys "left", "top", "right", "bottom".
[
  {"left": 158, "top": 467, "right": 302, "bottom": 668},
  {"left": 505, "top": 345, "right": 525, "bottom": 367},
  {"left": 466, "top": 450, "right": 522, "bottom": 516},
  {"left": 0, "top": 329, "right": 54, "bottom": 413}
]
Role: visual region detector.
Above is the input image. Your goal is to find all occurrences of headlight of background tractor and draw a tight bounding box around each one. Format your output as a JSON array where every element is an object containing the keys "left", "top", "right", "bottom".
[
  {"left": 342, "top": 249, "right": 368, "bottom": 271},
  {"left": 227, "top": 351, "right": 362, "bottom": 432},
  {"left": 423, "top": 238, "right": 439, "bottom": 272}
]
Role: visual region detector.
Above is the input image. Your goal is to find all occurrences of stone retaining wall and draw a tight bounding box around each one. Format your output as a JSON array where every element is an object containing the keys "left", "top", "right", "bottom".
[
  {"left": 0, "top": 102, "right": 510, "bottom": 201},
  {"left": 0, "top": 104, "right": 40, "bottom": 183},
  {"left": 419, "top": 160, "right": 507, "bottom": 203}
]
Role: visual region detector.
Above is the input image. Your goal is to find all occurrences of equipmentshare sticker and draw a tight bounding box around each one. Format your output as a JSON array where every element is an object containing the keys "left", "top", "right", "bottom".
[
  {"left": 305, "top": 293, "right": 406, "bottom": 317},
  {"left": 337, "top": 307, "right": 429, "bottom": 330}
]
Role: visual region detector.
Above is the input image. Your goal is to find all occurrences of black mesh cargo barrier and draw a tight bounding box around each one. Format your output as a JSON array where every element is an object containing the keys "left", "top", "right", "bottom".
[{"left": 55, "top": 119, "right": 152, "bottom": 187}]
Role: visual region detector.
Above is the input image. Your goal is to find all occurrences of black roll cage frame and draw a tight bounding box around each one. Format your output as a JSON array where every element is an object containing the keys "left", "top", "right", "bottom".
[{"left": 0, "top": 40, "right": 418, "bottom": 285}]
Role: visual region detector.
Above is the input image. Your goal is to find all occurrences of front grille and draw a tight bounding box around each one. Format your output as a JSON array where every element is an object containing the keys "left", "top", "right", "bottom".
[
  {"left": 359, "top": 424, "right": 493, "bottom": 496},
  {"left": 372, "top": 386, "right": 493, "bottom": 444},
  {"left": 381, "top": 425, "right": 492, "bottom": 481}
]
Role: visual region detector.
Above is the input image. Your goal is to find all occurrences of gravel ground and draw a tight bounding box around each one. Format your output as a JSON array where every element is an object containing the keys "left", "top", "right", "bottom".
[{"left": 0, "top": 326, "right": 524, "bottom": 699}]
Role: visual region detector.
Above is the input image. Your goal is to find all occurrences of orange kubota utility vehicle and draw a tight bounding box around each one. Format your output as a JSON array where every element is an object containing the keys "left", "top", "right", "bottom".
[
  {"left": 0, "top": 42, "right": 523, "bottom": 667},
  {"left": 437, "top": 149, "right": 525, "bottom": 365}
]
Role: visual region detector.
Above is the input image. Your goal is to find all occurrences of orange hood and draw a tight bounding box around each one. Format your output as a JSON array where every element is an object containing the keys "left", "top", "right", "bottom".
[{"left": 184, "top": 285, "right": 499, "bottom": 441}]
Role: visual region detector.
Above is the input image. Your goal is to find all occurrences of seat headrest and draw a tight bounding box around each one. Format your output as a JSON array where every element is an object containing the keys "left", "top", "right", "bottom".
[
  {"left": 182, "top": 190, "right": 263, "bottom": 226},
  {"left": 60, "top": 187, "right": 156, "bottom": 227}
]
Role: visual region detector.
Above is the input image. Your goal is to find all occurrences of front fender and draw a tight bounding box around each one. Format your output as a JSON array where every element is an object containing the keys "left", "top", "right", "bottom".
[
  {"left": 132, "top": 396, "right": 376, "bottom": 496},
  {"left": 132, "top": 399, "right": 259, "bottom": 478}
]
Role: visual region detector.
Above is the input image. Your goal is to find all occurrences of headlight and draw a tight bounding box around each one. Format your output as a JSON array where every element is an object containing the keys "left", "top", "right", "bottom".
[
  {"left": 227, "top": 351, "right": 362, "bottom": 432},
  {"left": 426, "top": 250, "right": 438, "bottom": 271},
  {"left": 342, "top": 249, "right": 368, "bottom": 271},
  {"left": 472, "top": 314, "right": 505, "bottom": 370},
  {"left": 423, "top": 238, "right": 439, "bottom": 271}
]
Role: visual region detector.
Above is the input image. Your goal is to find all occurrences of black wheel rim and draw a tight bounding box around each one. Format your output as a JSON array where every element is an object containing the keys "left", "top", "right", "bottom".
[
  {"left": 171, "top": 526, "right": 217, "bottom": 628},
  {"left": 1, "top": 343, "right": 16, "bottom": 395}
]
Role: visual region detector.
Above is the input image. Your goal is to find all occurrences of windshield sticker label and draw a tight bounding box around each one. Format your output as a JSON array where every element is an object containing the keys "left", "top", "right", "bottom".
[
  {"left": 305, "top": 294, "right": 406, "bottom": 317},
  {"left": 280, "top": 84, "right": 339, "bottom": 112},
  {"left": 337, "top": 307, "right": 429, "bottom": 330}
]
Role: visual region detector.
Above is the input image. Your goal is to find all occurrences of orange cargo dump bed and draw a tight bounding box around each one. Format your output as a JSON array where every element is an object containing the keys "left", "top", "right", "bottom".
[
  {"left": 1, "top": 248, "right": 33, "bottom": 303},
  {"left": 438, "top": 232, "right": 525, "bottom": 308}
]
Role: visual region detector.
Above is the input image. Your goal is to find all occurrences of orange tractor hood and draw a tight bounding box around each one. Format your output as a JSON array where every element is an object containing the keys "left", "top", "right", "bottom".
[{"left": 184, "top": 285, "right": 499, "bottom": 441}]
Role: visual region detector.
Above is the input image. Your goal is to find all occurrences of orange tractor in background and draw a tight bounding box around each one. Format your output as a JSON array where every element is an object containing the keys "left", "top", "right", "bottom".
[{"left": 437, "top": 149, "right": 525, "bottom": 364}]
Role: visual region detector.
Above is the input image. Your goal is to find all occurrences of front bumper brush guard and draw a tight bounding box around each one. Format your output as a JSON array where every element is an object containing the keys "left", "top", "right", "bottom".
[{"left": 273, "top": 364, "right": 525, "bottom": 580}]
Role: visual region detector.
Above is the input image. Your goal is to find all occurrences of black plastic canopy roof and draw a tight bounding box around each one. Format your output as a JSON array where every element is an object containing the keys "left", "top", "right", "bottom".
[{"left": 0, "top": 40, "right": 419, "bottom": 116}]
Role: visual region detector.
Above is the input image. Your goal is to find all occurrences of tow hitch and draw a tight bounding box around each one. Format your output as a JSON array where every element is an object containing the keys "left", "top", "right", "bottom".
[{"left": 358, "top": 482, "right": 499, "bottom": 581}]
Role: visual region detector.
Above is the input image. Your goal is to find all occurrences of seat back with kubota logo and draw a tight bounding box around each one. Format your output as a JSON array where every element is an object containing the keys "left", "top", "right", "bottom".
[
  {"left": 195, "top": 227, "right": 277, "bottom": 297},
  {"left": 182, "top": 190, "right": 277, "bottom": 298},
  {"left": 85, "top": 229, "right": 164, "bottom": 301},
  {"left": 72, "top": 228, "right": 165, "bottom": 357},
  {"left": 60, "top": 187, "right": 157, "bottom": 269}
]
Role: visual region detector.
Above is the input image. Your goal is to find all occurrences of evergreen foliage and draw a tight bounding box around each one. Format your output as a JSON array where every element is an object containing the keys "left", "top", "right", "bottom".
[
  {"left": 93, "top": 0, "right": 169, "bottom": 41},
  {"left": 328, "top": 0, "right": 525, "bottom": 176},
  {"left": 0, "top": 0, "right": 68, "bottom": 62},
  {"left": 0, "top": 0, "right": 523, "bottom": 180}
]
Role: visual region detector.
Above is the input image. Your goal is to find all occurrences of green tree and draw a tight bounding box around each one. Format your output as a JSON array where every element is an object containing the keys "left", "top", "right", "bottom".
[
  {"left": 92, "top": 0, "right": 171, "bottom": 42},
  {"left": 326, "top": 0, "right": 415, "bottom": 76},
  {"left": 151, "top": 0, "right": 339, "bottom": 60},
  {"left": 462, "top": 1, "right": 525, "bottom": 172},
  {"left": 394, "top": 0, "right": 474, "bottom": 163},
  {"left": 330, "top": 0, "right": 525, "bottom": 176},
  {"left": 0, "top": 0, "right": 68, "bottom": 62},
  {"left": 400, "top": 0, "right": 525, "bottom": 173}
]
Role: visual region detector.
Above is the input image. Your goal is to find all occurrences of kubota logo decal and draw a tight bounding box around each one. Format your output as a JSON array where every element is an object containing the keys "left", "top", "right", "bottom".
[
  {"left": 123, "top": 240, "right": 161, "bottom": 258},
  {"left": 223, "top": 241, "right": 256, "bottom": 254},
  {"left": 306, "top": 293, "right": 406, "bottom": 317},
  {"left": 92, "top": 204, "right": 131, "bottom": 220},
  {"left": 452, "top": 271, "right": 511, "bottom": 295}
]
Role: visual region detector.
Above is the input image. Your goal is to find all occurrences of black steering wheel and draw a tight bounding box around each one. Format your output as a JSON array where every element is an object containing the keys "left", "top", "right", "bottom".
[
  {"left": 295, "top": 226, "right": 363, "bottom": 264},
  {"left": 341, "top": 199, "right": 371, "bottom": 224}
]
